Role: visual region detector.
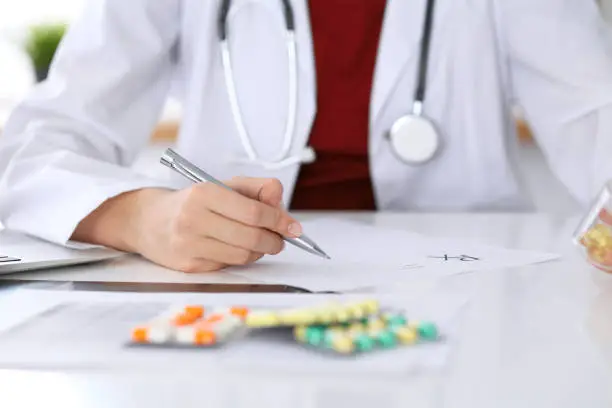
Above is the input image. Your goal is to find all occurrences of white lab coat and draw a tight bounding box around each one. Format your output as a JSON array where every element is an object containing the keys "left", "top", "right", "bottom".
[{"left": 1, "top": 0, "right": 612, "bottom": 246}]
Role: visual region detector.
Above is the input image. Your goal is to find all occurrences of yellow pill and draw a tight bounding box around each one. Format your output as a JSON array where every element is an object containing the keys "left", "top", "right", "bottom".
[
  {"left": 395, "top": 326, "right": 418, "bottom": 344},
  {"left": 294, "top": 326, "right": 308, "bottom": 342},
  {"left": 346, "top": 305, "right": 366, "bottom": 319},
  {"left": 327, "top": 326, "right": 344, "bottom": 336},
  {"left": 407, "top": 320, "right": 420, "bottom": 330},
  {"left": 279, "top": 310, "right": 316, "bottom": 325},
  {"left": 316, "top": 309, "right": 336, "bottom": 324},
  {"left": 245, "top": 312, "right": 279, "bottom": 328},
  {"left": 331, "top": 333, "right": 354, "bottom": 354},
  {"left": 333, "top": 309, "right": 350, "bottom": 322},
  {"left": 347, "top": 323, "right": 365, "bottom": 336},
  {"left": 367, "top": 318, "right": 385, "bottom": 332},
  {"left": 361, "top": 300, "right": 379, "bottom": 315}
]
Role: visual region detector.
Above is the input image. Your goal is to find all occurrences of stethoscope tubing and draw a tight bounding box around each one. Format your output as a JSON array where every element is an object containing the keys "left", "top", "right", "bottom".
[{"left": 218, "top": 0, "right": 437, "bottom": 167}]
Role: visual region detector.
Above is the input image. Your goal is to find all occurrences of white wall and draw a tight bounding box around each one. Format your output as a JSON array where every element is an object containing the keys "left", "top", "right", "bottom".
[
  {"left": 601, "top": 0, "right": 612, "bottom": 22},
  {"left": 0, "top": 0, "right": 83, "bottom": 32}
]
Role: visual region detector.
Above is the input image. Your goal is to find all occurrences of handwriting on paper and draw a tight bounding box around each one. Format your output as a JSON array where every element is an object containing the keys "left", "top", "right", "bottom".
[{"left": 428, "top": 254, "right": 480, "bottom": 261}]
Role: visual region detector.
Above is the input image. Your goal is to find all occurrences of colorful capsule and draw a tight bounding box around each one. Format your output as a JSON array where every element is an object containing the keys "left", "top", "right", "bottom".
[
  {"left": 305, "top": 326, "right": 326, "bottom": 347},
  {"left": 375, "top": 330, "right": 397, "bottom": 348},
  {"left": 131, "top": 323, "right": 173, "bottom": 344},
  {"left": 294, "top": 326, "right": 308, "bottom": 342},
  {"left": 283, "top": 309, "right": 316, "bottom": 325},
  {"left": 346, "top": 323, "right": 366, "bottom": 336},
  {"left": 315, "top": 309, "right": 337, "bottom": 324},
  {"left": 245, "top": 311, "right": 280, "bottom": 328},
  {"left": 353, "top": 333, "right": 375, "bottom": 352},
  {"left": 332, "top": 308, "right": 350, "bottom": 322},
  {"left": 416, "top": 321, "right": 439, "bottom": 340},
  {"left": 361, "top": 299, "right": 379, "bottom": 315},
  {"left": 394, "top": 326, "right": 418, "bottom": 344},
  {"left": 229, "top": 306, "right": 249, "bottom": 319},
  {"left": 366, "top": 318, "right": 386, "bottom": 332},
  {"left": 330, "top": 333, "right": 354, "bottom": 354},
  {"left": 384, "top": 313, "right": 407, "bottom": 327},
  {"left": 175, "top": 324, "right": 217, "bottom": 346}
]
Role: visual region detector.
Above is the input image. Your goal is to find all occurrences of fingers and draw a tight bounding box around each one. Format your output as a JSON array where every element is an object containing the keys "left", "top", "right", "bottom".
[
  {"left": 194, "top": 182, "right": 302, "bottom": 238},
  {"left": 182, "top": 210, "right": 284, "bottom": 255},
  {"left": 227, "top": 177, "right": 283, "bottom": 207},
  {"left": 173, "top": 235, "right": 264, "bottom": 269}
]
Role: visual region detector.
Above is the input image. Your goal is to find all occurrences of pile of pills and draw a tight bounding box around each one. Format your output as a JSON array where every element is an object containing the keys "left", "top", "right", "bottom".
[
  {"left": 293, "top": 313, "right": 439, "bottom": 355},
  {"left": 577, "top": 208, "right": 612, "bottom": 271},
  {"left": 130, "top": 305, "right": 248, "bottom": 347}
]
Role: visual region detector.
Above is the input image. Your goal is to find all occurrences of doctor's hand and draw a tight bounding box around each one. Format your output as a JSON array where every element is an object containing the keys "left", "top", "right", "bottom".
[{"left": 72, "top": 177, "right": 302, "bottom": 273}]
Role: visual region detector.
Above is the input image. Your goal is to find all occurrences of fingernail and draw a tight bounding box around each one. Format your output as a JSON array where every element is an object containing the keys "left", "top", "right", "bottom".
[{"left": 288, "top": 222, "right": 302, "bottom": 237}]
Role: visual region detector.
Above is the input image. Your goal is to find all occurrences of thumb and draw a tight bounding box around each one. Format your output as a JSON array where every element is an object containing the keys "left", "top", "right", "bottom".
[{"left": 226, "top": 177, "right": 283, "bottom": 207}]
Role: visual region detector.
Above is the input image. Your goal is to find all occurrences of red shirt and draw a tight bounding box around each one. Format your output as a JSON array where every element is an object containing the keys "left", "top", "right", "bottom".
[{"left": 289, "top": 0, "right": 386, "bottom": 210}]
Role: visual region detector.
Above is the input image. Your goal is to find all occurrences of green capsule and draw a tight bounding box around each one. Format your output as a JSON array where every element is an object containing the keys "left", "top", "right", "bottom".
[
  {"left": 376, "top": 330, "right": 397, "bottom": 348},
  {"left": 417, "top": 322, "right": 439, "bottom": 341},
  {"left": 354, "top": 334, "right": 375, "bottom": 352},
  {"left": 306, "top": 326, "right": 325, "bottom": 346},
  {"left": 323, "top": 327, "right": 343, "bottom": 348},
  {"left": 385, "top": 314, "right": 407, "bottom": 327}
]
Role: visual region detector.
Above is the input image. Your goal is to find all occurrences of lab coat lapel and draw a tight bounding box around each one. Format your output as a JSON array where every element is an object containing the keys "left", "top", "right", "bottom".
[
  {"left": 291, "top": 0, "right": 316, "bottom": 154},
  {"left": 371, "top": 0, "right": 426, "bottom": 125}
]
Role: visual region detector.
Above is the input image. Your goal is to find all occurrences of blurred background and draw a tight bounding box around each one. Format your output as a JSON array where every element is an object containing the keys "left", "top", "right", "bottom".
[{"left": 1, "top": 0, "right": 611, "bottom": 214}]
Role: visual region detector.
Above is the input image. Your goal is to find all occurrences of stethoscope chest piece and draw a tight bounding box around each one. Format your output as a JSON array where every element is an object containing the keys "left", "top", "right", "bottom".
[{"left": 389, "top": 113, "right": 440, "bottom": 164}]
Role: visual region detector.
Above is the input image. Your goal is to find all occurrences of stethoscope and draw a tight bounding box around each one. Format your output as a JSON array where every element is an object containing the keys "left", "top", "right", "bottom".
[{"left": 219, "top": 0, "right": 439, "bottom": 169}]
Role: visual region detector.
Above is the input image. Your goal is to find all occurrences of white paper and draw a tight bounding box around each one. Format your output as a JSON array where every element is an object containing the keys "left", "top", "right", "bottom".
[
  {"left": 229, "top": 219, "right": 559, "bottom": 291},
  {"left": 0, "top": 288, "right": 469, "bottom": 376}
]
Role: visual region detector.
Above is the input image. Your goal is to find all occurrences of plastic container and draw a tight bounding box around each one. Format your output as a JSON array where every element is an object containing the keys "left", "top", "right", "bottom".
[{"left": 573, "top": 182, "right": 612, "bottom": 273}]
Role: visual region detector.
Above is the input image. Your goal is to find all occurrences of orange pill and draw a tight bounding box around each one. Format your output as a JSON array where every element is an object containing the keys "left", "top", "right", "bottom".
[
  {"left": 184, "top": 305, "right": 205, "bottom": 319},
  {"left": 132, "top": 327, "right": 149, "bottom": 343},
  {"left": 194, "top": 329, "right": 216, "bottom": 345},
  {"left": 173, "top": 312, "right": 199, "bottom": 326},
  {"left": 230, "top": 306, "right": 249, "bottom": 319},
  {"left": 205, "top": 313, "right": 225, "bottom": 323}
]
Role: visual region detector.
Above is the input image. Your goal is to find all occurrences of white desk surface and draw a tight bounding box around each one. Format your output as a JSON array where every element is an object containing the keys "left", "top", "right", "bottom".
[{"left": 1, "top": 212, "right": 611, "bottom": 408}]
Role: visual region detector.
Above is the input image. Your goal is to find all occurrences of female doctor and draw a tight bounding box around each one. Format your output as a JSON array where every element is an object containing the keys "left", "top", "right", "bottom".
[{"left": 1, "top": 0, "right": 612, "bottom": 273}]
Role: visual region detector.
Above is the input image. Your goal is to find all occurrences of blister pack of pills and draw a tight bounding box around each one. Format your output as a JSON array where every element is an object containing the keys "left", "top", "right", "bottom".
[
  {"left": 293, "top": 313, "right": 440, "bottom": 355},
  {"left": 244, "top": 300, "right": 380, "bottom": 328},
  {"left": 129, "top": 305, "right": 248, "bottom": 347}
]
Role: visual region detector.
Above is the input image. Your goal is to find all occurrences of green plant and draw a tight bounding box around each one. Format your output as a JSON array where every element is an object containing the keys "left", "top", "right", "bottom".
[{"left": 24, "top": 22, "right": 67, "bottom": 81}]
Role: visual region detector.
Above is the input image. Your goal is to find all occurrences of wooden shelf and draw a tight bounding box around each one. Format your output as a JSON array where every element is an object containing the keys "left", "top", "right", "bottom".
[{"left": 151, "top": 121, "right": 180, "bottom": 142}]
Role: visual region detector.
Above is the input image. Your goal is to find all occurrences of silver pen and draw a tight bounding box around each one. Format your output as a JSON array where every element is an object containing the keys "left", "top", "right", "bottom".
[{"left": 160, "top": 148, "right": 330, "bottom": 259}]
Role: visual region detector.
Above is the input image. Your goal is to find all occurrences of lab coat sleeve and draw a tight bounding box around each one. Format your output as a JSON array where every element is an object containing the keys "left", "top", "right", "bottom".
[
  {"left": 495, "top": 0, "right": 612, "bottom": 208},
  {"left": 0, "top": 0, "right": 180, "bottom": 246}
]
